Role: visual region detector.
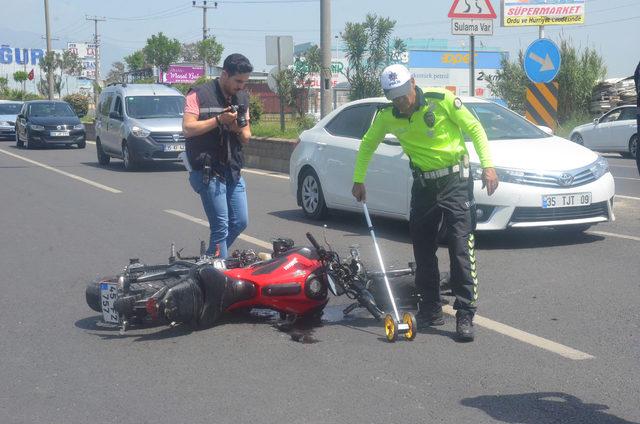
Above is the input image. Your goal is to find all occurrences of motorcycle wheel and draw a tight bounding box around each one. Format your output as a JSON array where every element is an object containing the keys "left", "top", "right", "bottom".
[
  {"left": 384, "top": 314, "right": 398, "bottom": 342},
  {"left": 85, "top": 277, "right": 117, "bottom": 312}
]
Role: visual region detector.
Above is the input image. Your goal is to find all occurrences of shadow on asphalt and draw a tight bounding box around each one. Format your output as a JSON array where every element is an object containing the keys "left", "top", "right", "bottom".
[
  {"left": 461, "top": 392, "right": 639, "bottom": 424},
  {"left": 269, "top": 209, "right": 606, "bottom": 249},
  {"left": 81, "top": 161, "right": 185, "bottom": 173}
]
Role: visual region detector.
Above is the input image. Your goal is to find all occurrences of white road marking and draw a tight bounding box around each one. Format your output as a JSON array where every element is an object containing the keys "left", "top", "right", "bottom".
[
  {"left": 442, "top": 305, "right": 594, "bottom": 360},
  {"left": 615, "top": 177, "right": 640, "bottom": 181},
  {"left": 163, "top": 209, "right": 273, "bottom": 249},
  {"left": 587, "top": 230, "right": 640, "bottom": 242},
  {"left": 166, "top": 207, "right": 595, "bottom": 360},
  {"left": 0, "top": 148, "right": 122, "bottom": 193},
  {"left": 616, "top": 195, "right": 640, "bottom": 201},
  {"left": 242, "top": 168, "right": 290, "bottom": 180}
]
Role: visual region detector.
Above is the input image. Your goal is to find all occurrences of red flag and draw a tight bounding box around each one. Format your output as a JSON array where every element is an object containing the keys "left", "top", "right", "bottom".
[{"left": 28, "top": 69, "right": 34, "bottom": 81}]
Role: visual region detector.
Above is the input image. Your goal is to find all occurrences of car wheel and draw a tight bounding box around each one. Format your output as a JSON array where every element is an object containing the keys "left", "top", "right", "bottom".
[
  {"left": 26, "top": 133, "right": 35, "bottom": 149},
  {"left": 77, "top": 140, "right": 86, "bottom": 149},
  {"left": 629, "top": 134, "right": 638, "bottom": 159},
  {"left": 96, "top": 139, "right": 110, "bottom": 166},
  {"left": 15, "top": 130, "right": 23, "bottom": 148},
  {"left": 299, "top": 168, "right": 328, "bottom": 219},
  {"left": 570, "top": 133, "right": 584, "bottom": 145},
  {"left": 122, "top": 142, "right": 137, "bottom": 171}
]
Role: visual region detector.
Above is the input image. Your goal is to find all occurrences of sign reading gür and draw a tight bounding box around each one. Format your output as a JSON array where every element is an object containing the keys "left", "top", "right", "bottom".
[{"left": 0, "top": 45, "right": 45, "bottom": 65}]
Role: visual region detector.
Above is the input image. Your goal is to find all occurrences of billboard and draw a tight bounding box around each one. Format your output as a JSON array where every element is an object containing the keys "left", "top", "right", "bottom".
[
  {"left": 501, "top": 0, "right": 585, "bottom": 27},
  {"left": 67, "top": 42, "right": 96, "bottom": 78},
  {"left": 160, "top": 65, "right": 204, "bottom": 84},
  {"left": 408, "top": 50, "right": 507, "bottom": 98}
]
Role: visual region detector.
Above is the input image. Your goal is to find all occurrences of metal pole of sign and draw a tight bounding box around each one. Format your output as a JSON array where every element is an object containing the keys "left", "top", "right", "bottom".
[
  {"left": 469, "top": 34, "right": 475, "bottom": 97},
  {"left": 277, "top": 37, "right": 285, "bottom": 132},
  {"left": 539, "top": 25, "right": 545, "bottom": 39}
]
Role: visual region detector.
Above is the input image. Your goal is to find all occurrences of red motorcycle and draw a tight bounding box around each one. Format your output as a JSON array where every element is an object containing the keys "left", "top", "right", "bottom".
[{"left": 86, "top": 233, "right": 420, "bottom": 334}]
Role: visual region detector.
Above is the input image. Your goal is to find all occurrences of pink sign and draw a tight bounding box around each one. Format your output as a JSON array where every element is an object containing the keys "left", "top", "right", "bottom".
[{"left": 162, "top": 65, "right": 204, "bottom": 84}]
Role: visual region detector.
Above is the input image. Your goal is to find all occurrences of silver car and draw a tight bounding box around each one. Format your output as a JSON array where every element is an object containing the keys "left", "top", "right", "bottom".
[
  {"left": 95, "top": 83, "right": 186, "bottom": 170},
  {"left": 569, "top": 105, "right": 638, "bottom": 159},
  {"left": 0, "top": 100, "right": 23, "bottom": 141}
]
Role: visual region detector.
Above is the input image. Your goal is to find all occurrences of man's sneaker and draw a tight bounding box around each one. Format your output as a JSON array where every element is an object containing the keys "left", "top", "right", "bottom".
[
  {"left": 416, "top": 304, "right": 445, "bottom": 327},
  {"left": 456, "top": 314, "right": 475, "bottom": 342}
]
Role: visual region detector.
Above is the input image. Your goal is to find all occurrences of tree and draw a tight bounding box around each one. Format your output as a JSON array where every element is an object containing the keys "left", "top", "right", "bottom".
[
  {"left": 275, "top": 45, "right": 321, "bottom": 119},
  {"left": 39, "top": 51, "right": 61, "bottom": 98},
  {"left": 105, "top": 61, "right": 126, "bottom": 85},
  {"left": 181, "top": 42, "right": 200, "bottom": 63},
  {"left": 124, "top": 50, "right": 147, "bottom": 71},
  {"left": 196, "top": 37, "right": 224, "bottom": 70},
  {"left": 487, "top": 37, "right": 606, "bottom": 123},
  {"left": 143, "top": 32, "right": 181, "bottom": 73},
  {"left": 342, "top": 14, "right": 405, "bottom": 100},
  {"left": 60, "top": 50, "right": 83, "bottom": 95},
  {"left": 13, "top": 70, "right": 29, "bottom": 96},
  {"left": 0, "top": 76, "right": 8, "bottom": 97},
  {"left": 63, "top": 93, "right": 89, "bottom": 117}
]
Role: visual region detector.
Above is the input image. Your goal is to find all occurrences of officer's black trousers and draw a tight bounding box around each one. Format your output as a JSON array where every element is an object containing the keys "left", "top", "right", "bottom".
[{"left": 409, "top": 174, "right": 478, "bottom": 316}]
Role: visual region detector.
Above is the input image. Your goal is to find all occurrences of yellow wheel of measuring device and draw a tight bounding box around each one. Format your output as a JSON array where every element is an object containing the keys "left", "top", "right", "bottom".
[
  {"left": 403, "top": 312, "right": 417, "bottom": 341},
  {"left": 384, "top": 314, "right": 398, "bottom": 342}
]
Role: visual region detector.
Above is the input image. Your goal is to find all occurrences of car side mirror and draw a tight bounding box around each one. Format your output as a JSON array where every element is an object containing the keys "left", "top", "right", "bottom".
[
  {"left": 383, "top": 134, "right": 400, "bottom": 146},
  {"left": 109, "top": 111, "right": 121, "bottom": 120}
]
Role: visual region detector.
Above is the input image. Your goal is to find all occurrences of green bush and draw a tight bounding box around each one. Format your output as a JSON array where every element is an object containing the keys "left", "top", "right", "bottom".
[
  {"left": 295, "top": 114, "right": 316, "bottom": 132},
  {"left": 249, "top": 95, "right": 263, "bottom": 125},
  {"left": 63, "top": 93, "right": 90, "bottom": 117},
  {"left": 556, "top": 111, "right": 594, "bottom": 139}
]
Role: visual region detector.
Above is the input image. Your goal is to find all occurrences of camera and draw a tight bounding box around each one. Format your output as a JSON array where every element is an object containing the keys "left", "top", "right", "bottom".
[{"left": 230, "top": 104, "right": 248, "bottom": 128}]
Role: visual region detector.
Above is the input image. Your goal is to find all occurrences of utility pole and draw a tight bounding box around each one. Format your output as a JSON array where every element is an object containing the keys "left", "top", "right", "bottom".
[
  {"left": 44, "top": 0, "right": 54, "bottom": 100},
  {"left": 86, "top": 15, "right": 105, "bottom": 108},
  {"left": 320, "top": 0, "right": 332, "bottom": 118},
  {"left": 192, "top": 1, "right": 217, "bottom": 76}
]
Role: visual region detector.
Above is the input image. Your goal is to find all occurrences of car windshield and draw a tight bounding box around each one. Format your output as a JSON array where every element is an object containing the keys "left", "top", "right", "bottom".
[
  {"left": 30, "top": 103, "right": 76, "bottom": 117},
  {"left": 464, "top": 102, "right": 550, "bottom": 141},
  {"left": 125, "top": 96, "right": 185, "bottom": 119},
  {"left": 0, "top": 104, "right": 22, "bottom": 115}
]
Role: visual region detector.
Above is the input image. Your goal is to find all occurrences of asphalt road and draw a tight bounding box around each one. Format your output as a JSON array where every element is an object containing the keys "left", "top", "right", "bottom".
[{"left": 0, "top": 141, "right": 638, "bottom": 424}]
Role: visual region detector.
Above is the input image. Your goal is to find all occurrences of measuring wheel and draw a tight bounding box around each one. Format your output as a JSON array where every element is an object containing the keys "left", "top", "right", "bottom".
[
  {"left": 402, "top": 312, "right": 417, "bottom": 341},
  {"left": 384, "top": 314, "right": 398, "bottom": 342}
]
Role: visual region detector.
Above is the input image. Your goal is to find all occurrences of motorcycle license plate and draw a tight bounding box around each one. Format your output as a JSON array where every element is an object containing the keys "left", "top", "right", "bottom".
[
  {"left": 164, "top": 143, "right": 185, "bottom": 152},
  {"left": 51, "top": 131, "right": 70, "bottom": 137},
  {"left": 100, "top": 282, "right": 119, "bottom": 324},
  {"left": 542, "top": 192, "right": 591, "bottom": 208}
]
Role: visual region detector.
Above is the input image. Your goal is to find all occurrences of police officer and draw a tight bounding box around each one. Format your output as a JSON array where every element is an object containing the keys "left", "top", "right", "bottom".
[
  {"left": 351, "top": 64, "right": 498, "bottom": 341},
  {"left": 182, "top": 53, "right": 253, "bottom": 258}
]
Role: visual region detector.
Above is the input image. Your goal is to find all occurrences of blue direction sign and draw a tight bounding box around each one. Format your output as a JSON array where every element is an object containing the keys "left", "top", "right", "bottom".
[{"left": 524, "top": 38, "right": 561, "bottom": 84}]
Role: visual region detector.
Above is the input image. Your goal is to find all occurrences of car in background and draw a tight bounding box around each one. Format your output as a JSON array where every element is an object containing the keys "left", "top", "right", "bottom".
[
  {"left": 569, "top": 105, "right": 638, "bottom": 159},
  {"left": 290, "top": 96, "right": 615, "bottom": 233},
  {"left": 0, "top": 100, "right": 23, "bottom": 140},
  {"left": 95, "top": 83, "right": 185, "bottom": 170},
  {"left": 15, "top": 100, "right": 86, "bottom": 149}
]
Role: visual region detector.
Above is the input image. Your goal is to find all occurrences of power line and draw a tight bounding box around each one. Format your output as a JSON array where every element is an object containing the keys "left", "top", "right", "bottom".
[{"left": 104, "top": 5, "right": 191, "bottom": 21}]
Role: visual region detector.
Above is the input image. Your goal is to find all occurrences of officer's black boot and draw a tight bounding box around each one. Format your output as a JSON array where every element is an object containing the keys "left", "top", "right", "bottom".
[
  {"left": 456, "top": 312, "right": 474, "bottom": 342},
  {"left": 416, "top": 302, "right": 444, "bottom": 327}
]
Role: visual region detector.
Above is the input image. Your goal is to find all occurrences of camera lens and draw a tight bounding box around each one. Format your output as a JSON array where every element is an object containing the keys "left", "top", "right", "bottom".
[{"left": 236, "top": 104, "right": 247, "bottom": 128}]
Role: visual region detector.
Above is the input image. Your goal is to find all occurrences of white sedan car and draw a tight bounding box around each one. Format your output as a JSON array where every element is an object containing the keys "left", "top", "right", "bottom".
[
  {"left": 290, "top": 96, "right": 615, "bottom": 232},
  {"left": 569, "top": 105, "right": 638, "bottom": 159}
]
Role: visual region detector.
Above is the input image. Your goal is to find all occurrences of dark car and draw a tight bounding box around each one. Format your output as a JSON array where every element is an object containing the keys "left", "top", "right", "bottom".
[
  {"left": 0, "top": 101, "right": 23, "bottom": 140},
  {"left": 15, "top": 100, "right": 86, "bottom": 149}
]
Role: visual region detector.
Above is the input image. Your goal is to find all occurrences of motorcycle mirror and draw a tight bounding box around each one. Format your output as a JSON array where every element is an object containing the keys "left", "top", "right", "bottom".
[{"left": 322, "top": 224, "right": 333, "bottom": 252}]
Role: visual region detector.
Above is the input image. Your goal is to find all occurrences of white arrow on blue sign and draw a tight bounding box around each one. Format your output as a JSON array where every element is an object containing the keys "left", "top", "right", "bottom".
[{"left": 524, "top": 38, "right": 561, "bottom": 84}]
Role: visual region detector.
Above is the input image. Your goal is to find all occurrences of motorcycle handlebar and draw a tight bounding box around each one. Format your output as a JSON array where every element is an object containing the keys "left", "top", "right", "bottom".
[{"left": 306, "top": 232, "right": 322, "bottom": 252}]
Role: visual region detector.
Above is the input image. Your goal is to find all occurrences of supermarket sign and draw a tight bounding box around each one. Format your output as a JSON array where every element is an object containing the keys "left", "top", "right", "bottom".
[{"left": 501, "top": 0, "right": 585, "bottom": 27}]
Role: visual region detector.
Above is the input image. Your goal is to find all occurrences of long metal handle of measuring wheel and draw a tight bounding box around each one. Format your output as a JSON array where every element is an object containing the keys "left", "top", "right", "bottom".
[{"left": 362, "top": 202, "right": 401, "bottom": 323}]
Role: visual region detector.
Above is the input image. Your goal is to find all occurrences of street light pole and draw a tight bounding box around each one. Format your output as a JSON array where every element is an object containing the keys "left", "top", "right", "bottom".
[{"left": 320, "top": 0, "right": 332, "bottom": 118}]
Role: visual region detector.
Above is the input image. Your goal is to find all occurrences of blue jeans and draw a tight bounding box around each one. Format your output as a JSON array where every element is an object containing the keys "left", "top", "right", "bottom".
[{"left": 188, "top": 169, "right": 248, "bottom": 258}]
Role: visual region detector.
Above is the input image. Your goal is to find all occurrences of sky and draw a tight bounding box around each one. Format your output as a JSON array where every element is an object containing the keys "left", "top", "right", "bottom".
[{"left": 1, "top": 0, "right": 638, "bottom": 78}]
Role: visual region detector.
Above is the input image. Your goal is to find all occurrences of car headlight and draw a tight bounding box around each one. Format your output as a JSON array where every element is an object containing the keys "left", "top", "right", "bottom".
[
  {"left": 131, "top": 126, "right": 150, "bottom": 138},
  {"left": 470, "top": 164, "right": 525, "bottom": 184},
  {"left": 589, "top": 156, "right": 609, "bottom": 180},
  {"left": 30, "top": 124, "right": 45, "bottom": 131},
  {"left": 74, "top": 123, "right": 85, "bottom": 130}
]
